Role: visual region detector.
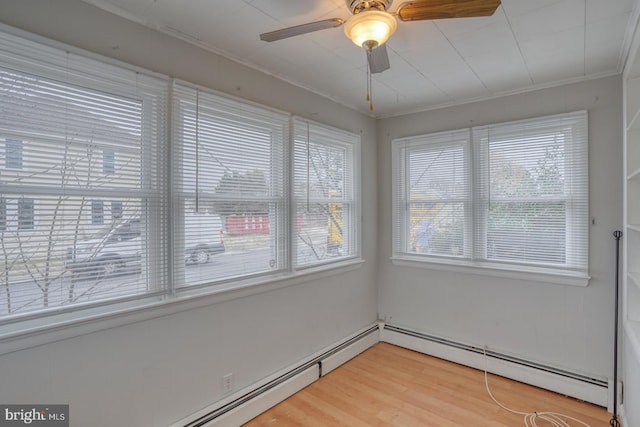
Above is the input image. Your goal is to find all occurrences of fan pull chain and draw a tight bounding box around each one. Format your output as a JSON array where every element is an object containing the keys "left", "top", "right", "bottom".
[
  {"left": 369, "top": 70, "right": 373, "bottom": 111},
  {"left": 366, "top": 49, "right": 373, "bottom": 111}
]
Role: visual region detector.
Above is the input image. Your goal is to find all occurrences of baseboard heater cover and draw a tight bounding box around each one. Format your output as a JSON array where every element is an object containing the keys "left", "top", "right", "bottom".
[
  {"left": 382, "top": 324, "right": 609, "bottom": 408},
  {"left": 177, "top": 324, "right": 379, "bottom": 427}
]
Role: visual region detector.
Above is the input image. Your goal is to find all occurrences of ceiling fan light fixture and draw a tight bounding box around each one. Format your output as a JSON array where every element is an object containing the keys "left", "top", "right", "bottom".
[{"left": 344, "top": 10, "right": 397, "bottom": 48}]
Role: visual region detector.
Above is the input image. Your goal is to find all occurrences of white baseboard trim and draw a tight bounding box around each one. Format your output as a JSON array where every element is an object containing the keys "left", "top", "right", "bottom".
[
  {"left": 171, "top": 322, "right": 612, "bottom": 427},
  {"left": 209, "top": 365, "right": 319, "bottom": 427},
  {"left": 381, "top": 324, "right": 609, "bottom": 408},
  {"left": 171, "top": 323, "right": 380, "bottom": 427},
  {"left": 320, "top": 328, "right": 380, "bottom": 377}
]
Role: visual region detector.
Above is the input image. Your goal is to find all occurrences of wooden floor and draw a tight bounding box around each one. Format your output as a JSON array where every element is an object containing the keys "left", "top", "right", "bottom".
[{"left": 244, "top": 343, "right": 612, "bottom": 426}]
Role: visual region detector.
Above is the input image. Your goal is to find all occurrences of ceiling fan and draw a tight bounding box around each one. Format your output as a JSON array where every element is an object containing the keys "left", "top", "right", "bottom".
[
  {"left": 260, "top": 0, "right": 501, "bottom": 110},
  {"left": 261, "top": 0, "right": 501, "bottom": 73}
]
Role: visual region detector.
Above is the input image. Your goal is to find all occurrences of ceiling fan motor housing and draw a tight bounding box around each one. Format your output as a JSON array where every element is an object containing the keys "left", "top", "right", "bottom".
[{"left": 346, "top": 0, "right": 393, "bottom": 14}]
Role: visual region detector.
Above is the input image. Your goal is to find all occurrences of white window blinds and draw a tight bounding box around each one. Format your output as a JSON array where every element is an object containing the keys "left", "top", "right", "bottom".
[
  {"left": 474, "top": 111, "right": 589, "bottom": 271},
  {"left": 172, "top": 83, "right": 289, "bottom": 287},
  {"left": 392, "top": 129, "right": 471, "bottom": 258},
  {"left": 0, "top": 28, "right": 364, "bottom": 325},
  {"left": 393, "top": 111, "right": 588, "bottom": 278},
  {"left": 0, "top": 31, "right": 169, "bottom": 318},
  {"left": 293, "top": 118, "right": 360, "bottom": 268}
]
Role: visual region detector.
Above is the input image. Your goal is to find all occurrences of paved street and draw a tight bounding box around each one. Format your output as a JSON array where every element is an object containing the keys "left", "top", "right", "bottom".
[{"left": 0, "top": 248, "right": 272, "bottom": 317}]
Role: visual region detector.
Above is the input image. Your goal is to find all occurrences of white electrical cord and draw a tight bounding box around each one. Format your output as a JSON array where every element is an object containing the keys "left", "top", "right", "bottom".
[{"left": 482, "top": 346, "right": 593, "bottom": 427}]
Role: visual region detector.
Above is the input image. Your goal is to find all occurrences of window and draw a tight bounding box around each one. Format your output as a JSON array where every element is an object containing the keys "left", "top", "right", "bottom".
[
  {"left": 4, "top": 138, "right": 23, "bottom": 169},
  {"left": 111, "top": 201, "right": 123, "bottom": 220},
  {"left": 102, "top": 149, "right": 115, "bottom": 175},
  {"left": 0, "top": 29, "right": 361, "bottom": 330},
  {"left": 0, "top": 198, "right": 35, "bottom": 232},
  {"left": 17, "top": 199, "right": 34, "bottom": 231},
  {"left": 172, "top": 83, "right": 288, "bottom": 287},
  {"left": 91, "top": 200, "right": 104, "bottom": 225},
  {"left": 393, "top": 111, "right": 588, "bottom": 281},
  {"left": 293, "top": 118, "right": 360, "bottom": 267},
  {"left": 0, "top": 30, "right": 169, "bottom": 319}
]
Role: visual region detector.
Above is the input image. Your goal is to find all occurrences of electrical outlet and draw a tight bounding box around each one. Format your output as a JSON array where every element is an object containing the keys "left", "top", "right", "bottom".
[{"left": 222, "top": 373, "right": 234, "bottom": 394}]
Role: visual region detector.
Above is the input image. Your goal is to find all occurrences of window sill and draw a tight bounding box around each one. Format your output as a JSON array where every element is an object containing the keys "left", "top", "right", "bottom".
[
  {"left": 0, "top": 258, "right": 364, "bottom": 356},
  {"left": 390, "top": 255, "right": 590, "bottom": 287},
  {"left": 175, "top": 258, "right": 365, "bottom": 302}
]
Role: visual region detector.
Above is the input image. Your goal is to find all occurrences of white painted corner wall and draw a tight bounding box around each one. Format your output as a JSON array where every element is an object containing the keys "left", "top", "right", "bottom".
[
  {"left": 174, "top": 321, "right": 614, "bottom": 427},
  {"left": 376, "top": 75, "right": 624, "bottom": 389},
  {"left": 0, "top": 1, "right": 378, "bottom": 426},
  {"left": 0, "top": 0, "right": 628, "bottom": 426},
  {"left": 173, "top": 324, "right": 380, "bottom": 427}
]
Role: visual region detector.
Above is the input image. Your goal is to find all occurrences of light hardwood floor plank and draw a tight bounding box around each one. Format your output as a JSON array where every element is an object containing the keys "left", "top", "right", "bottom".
[{"left": 244, "top": 342, "right": 613, "bottom": 426}]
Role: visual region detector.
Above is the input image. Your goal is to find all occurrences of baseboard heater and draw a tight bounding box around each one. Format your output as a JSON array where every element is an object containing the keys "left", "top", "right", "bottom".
[
  {"left": 382, "top": 324, "right": 611, "bottom": 408},
  {"left": 179, "top": 324, "right": 379, "bottom": 427}
]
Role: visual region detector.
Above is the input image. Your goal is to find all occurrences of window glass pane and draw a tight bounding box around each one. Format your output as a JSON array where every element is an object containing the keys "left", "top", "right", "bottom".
[
  {"left": 486, "top": 133, "right": 567, "bottom": 264},
  {"left": 410, "top": 201, "right": 465, "bottom": 256},
  {"left": 1, "top": 197, "right": 159, "bottom": 317},
  {"left": 103, "top": 149, "right": 115, "bottom": 175},
  {"left": 91, "top": 200, "right": 104, "bottom": 225},
  {"left": 4, "top": 138, "right": 23, "bottom": 169},
  {"left": 111, "top": 201, "right": 123, "bottom": 220},
  {"left": 488, "top": 201, "right": 566, "bottom": 263},
  {"left": 17, "top": 198, "right": 34, "bottom": 230},
  {"left": 406, "top": 143, "right": 468, "bottom": 257},
  {"left": 295, "top": 201, "right": 339, "bottom": 263},
  {"left": 489, "top": 134, "right": 565, "bottom": 198}
]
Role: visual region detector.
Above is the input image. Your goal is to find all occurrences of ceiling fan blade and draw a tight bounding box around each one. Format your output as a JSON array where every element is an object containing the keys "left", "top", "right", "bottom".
[
  {"left": 396, "top": 0, "right": 501, "bottom": 22},
  {"left": 260, "top": 18, "right": 345, "bottom": 42},
  {"left": 368, "top": 44, "right": 390, "bottom": 74}
]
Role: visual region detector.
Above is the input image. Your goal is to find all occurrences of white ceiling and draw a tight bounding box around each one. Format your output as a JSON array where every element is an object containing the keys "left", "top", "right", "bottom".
[{"left": 81, "top": 0, "right": 640, "bottom": 117}]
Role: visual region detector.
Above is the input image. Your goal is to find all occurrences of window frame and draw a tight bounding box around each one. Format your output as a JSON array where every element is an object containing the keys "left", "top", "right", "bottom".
[
  {"left": 0, "top": 27, "right": 171, "bottom": 328},
  {"left": 171, "top": 81, "right": 291, "bottom": 289},
  {"left": 393, "top": 132, "right": 472, "bottom": 259},
  {"left": 292, "top": 117, "right": 361, "bottom": 270},
  {"left": 392, "top": 112, "right": 589, "bottom": 286}
]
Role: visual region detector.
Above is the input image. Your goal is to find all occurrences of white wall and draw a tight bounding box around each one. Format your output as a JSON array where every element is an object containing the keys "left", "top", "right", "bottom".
[
  {"left": 377, "top": 76, "right": 623, "bottom": 381},
  {"left": 622, "top": 13, "right": 640, "bottom": 425},
  {"left": 0, "top": 0, "right": 627, "bottom": 424},
  {"left": 623, "top": 326, "right": 640, "bottom": 424},
  {"left": 0, "top": 1, "right": 378, "bottom": 426}
]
